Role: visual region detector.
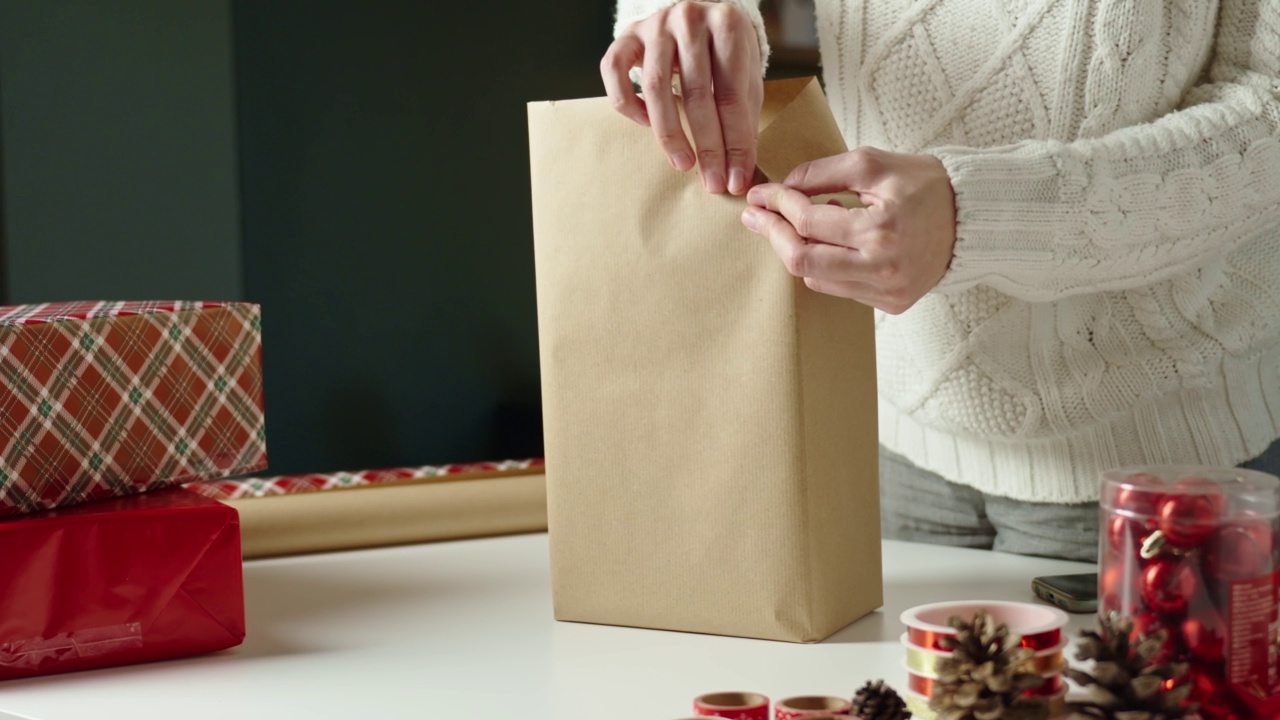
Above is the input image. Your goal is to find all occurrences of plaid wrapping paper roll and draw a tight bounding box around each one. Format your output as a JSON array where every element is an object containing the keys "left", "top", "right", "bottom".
[
  {"left": 187, "top": 458, "right": 545, "bottom": 500},
  {"left": 0, "top": 301, "right": 267, "bottom": 516}
]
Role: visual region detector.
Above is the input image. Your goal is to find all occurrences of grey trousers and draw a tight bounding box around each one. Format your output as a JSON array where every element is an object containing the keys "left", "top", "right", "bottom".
[{"left": 879, "top": 438, "right": 1280, "bottom": 562}]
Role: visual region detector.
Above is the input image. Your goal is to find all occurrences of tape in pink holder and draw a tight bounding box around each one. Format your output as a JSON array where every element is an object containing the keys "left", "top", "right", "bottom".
[
  {"left": 900, "top": 601, "right": 1068, "bottom": 652},
  {"left": 904, "top": 689, "right": 1066, "bottom": 719},
  {"left": 907, "top": 671, "right": 1064, "bottom": 699},
  {"left": 899, "top": 633, "right": 1067, "bottom": 676}
]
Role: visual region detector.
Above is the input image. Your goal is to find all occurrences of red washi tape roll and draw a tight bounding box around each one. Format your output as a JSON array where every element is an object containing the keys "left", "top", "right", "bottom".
[
  {"left": 693, "top": 692, "right": 770, "bottom": 720},
  {"left": 774, "top": 695, "right": 852, "bottom": 720}
]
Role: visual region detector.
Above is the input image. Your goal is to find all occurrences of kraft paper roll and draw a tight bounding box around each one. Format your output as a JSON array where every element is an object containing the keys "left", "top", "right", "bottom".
[{"left": 227, "top": 473, "right": 548, "bottom": 559}]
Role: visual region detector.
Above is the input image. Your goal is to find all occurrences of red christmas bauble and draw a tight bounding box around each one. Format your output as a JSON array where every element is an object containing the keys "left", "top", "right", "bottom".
[
  {"left": 1156, "top": 479, "right": 1226, "bottom": 549},
  {"left": 1207, "top": 520, "right": 1274, "bottom": 581},
  {"left": 1111, "top": 472, "right": 1166, "bottom": 518},
  {"left": 1130, "top": 611, "right": 1182, "bottom": 664},
  {"left": 1188, "top": 665, "right": 1243, "bottom": 719},
  {"left": 1129, "top": 611, "right": 1163, "bottom": 641},
  {"left": 1106, "top": 514, "right": 1151, "bottom": 555},
  {"left": 1100, "top": 559, "right": 1143, "bottom": 616},
  {"left": 1141, "top": 557, "right": 1198, "bottom": 616},
  {"left": 1182, "top": 611, "right": 1226, "bottom": 664}
]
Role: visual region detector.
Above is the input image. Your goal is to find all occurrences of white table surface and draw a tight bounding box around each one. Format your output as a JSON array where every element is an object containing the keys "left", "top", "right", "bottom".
[{"left": 0, "top": 534, "right": 1094, "bottom": 720}]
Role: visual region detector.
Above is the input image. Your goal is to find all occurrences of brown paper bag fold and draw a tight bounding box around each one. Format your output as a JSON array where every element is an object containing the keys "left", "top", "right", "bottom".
[{"left": 528, "top": 77, "right": 881, "bottom": 643}]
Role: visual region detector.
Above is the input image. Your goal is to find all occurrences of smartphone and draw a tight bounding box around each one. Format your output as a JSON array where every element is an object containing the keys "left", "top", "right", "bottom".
[{"left": 1031, "top": 572, "right": 1099, "bottom": 613}]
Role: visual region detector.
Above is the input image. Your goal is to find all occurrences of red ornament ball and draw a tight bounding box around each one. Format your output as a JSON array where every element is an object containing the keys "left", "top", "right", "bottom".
[
  {"left": 1182, "top": 611, "right": 1226, "bottom": 664},
  {"left": 1187, "top": 661, "right": 1249, "bottom": 717},
  {"left": 1141, "top": 557, "right": 1199, "bottom": 616},
  {"left": 1130, "top": 611, "right": 1181, "bottom": 664},
  {"left": 1106, "top": 514, "right": 1151, "bottom": 555},
  {"left": 1111, "top": 471, "right": 1166, "bottom": 518},
  {"left": 1128, "top": 611, "right": 1164, "bottom": 641},
  {"left": 1156, "top": 479, "right": 1226, "bottom": 549},
  {"left": 1207, "top": 520, "right": 1274, "bottom": 581},
  {"left": 1100, "top": 559, "right": 1143, "bottom": 616},
  {"left": 1188, "top": 665, "right": 1245, "bottom": 719}
]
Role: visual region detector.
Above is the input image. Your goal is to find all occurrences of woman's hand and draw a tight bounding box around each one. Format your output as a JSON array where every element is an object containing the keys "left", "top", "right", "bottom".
[
  {"left": 601, "top": 1, "right": 763, "bottom": 196},
  {"left": 740, "top": 148, "right": 957, "bottom": 314}
]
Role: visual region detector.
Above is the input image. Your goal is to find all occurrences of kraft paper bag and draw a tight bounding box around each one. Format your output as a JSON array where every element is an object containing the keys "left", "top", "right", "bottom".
[{"left": 527, "top": 77, "right": 881, "bottom": 643}]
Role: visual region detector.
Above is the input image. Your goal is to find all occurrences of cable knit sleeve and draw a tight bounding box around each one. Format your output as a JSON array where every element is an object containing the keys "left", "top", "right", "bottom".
[
  {"left": 614, "top": 0, "right": 771, "bottom": 79},
  {"left": 928, "top": 0, "right": 1280, "bottom": 302}
]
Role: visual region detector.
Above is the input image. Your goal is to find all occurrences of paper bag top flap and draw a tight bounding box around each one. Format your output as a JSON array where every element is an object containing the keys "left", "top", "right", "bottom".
[
  {"left": 755, "top": 76, "right": 848, "bottom": 183},
  {"left": 527, "top": 75, "right": 845, "bottom": 186}
]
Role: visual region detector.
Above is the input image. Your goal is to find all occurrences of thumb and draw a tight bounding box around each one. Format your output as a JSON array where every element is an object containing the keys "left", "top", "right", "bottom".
[{"left": 784, "top": 148, "right": 884, "bottom": 194}]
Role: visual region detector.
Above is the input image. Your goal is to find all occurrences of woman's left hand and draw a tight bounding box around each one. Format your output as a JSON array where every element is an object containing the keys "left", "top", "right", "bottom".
[{"left": 740, "top": 147, "right": 957, "bottom": 314}]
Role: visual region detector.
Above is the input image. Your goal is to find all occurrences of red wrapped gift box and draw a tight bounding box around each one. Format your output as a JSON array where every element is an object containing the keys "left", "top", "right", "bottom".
[
  {"left": 0, "top": 301, "right": 268, "bottom": 516},
  {"left": 0, "top": 487, "right": 245, "bottom": 680}
]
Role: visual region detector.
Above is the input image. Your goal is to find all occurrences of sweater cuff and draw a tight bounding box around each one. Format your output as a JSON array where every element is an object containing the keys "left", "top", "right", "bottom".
[
  {"left": 926, "top": 143, "right": 1078, "bottom": 297},
  {"left": 616, "top": 0, "right": 771, "bottom": 86}
]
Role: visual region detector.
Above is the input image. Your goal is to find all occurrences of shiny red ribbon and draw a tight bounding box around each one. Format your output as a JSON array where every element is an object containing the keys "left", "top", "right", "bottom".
[{"left": 906, "top": 626, "right": 1061, "bottom": 652}]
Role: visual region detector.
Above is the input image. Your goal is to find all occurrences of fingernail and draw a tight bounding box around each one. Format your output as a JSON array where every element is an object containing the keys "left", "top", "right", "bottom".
[
  {"left": 703, "top": 170, "right": 726, "bottom": 194},
  {"left": 741, "top": 208, "right": 759, "bottom": 231},
  {"left": 671, "top": 151, "right": 694, "bottom": 172},
  {"left": 728, "top": 168, "right": 747, "bottom": 195},
  {"left": 747, "top": 186, "right": 766, "bottom": 204}
]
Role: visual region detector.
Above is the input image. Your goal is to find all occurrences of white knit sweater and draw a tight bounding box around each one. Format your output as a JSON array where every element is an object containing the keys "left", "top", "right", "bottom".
[{"left": 614, "top": 0, "right": 1280, "bottom": 503}]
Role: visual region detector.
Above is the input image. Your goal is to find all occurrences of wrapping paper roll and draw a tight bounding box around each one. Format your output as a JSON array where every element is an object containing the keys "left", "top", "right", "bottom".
[{"left": 188, "top": 460, "right": 547, "bottom": 558}]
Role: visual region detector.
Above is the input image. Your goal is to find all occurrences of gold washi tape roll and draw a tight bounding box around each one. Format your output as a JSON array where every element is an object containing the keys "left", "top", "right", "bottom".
[
  {"left": 907, "top": 690, "right": 1066, "bottom": 718},
  {"left": 905, "top": 693, "right": 936, "bottom": 720},
  {"left": 903, "top": 643, "right": 1067, "bottom": 676}
]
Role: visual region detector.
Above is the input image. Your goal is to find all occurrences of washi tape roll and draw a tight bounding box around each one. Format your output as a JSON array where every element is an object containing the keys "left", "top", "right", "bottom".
[
  {"left": 905, "top": 687, "right": 1066, "bottom": 718},
  {"left": 907, "top": 670, "right": 1064, "bottom": 699},
  {"left": 900, "top": 633, "right": 1067, "bottom": 676},
  {"left": 774, "top": 695, "right": 852, "bottom": 720},
  {"left": 693, "top": 692, "right": 770, "bottom": 720},
  {"left": 900, "top": 601, "right": 1068, "bottom": 652},
  {"left": 904, "top": 690, "right": 936, "bottom": 720}
]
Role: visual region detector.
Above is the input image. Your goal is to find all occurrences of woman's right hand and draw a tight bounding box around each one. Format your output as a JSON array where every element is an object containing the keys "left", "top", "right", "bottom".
[{"left": 601, "top": 1, "right": 763, "bottom": 196}]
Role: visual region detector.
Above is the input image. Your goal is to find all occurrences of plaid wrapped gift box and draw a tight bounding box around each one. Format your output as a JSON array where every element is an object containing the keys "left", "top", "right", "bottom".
[{"left": 0, "top": 301, "right": 267, "bottom": 516}]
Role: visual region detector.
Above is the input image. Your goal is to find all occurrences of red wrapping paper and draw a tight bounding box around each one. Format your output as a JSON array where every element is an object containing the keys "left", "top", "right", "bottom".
[
  {"left": 0, "top": 487, "right": 245, "bottom": 680},
  {"left": 0, "top": 301, "right": 268, "bottom": 517}
]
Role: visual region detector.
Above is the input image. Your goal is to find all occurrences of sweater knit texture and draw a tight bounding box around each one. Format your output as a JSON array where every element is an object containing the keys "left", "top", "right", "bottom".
[{"left": 614, "top": 0, "right": 1280, "bottom": 503}]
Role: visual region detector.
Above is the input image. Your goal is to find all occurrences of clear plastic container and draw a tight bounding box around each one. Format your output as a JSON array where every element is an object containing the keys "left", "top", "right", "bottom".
[{"left": 1100, "top": 465, "right": 1280, "bottom": 718}]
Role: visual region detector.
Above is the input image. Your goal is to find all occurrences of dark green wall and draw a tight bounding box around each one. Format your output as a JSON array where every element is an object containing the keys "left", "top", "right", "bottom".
[
  {"left": 0, "top": 1, "right": 613, "bottom": 475},
  {"left": 0, "top": 0, "right": 242, "bottom": 302},
  {"left": 232, "top": 2, "right": 611, "bottom": 474}
]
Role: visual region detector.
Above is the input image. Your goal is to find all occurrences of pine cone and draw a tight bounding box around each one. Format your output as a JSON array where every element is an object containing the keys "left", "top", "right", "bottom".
[
  {"left": 851, "top": 679, "right": 912, "bottom": 720},
  {"left": 1064, "top": 612, "right": 1194, "bottom": 720},
  {"left": 928, "top": 610, "right": 1051, "bottom": 720}
]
